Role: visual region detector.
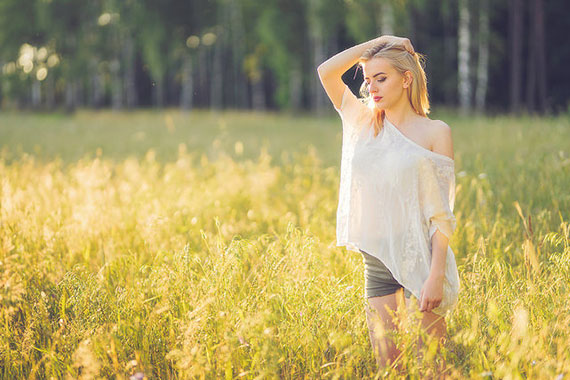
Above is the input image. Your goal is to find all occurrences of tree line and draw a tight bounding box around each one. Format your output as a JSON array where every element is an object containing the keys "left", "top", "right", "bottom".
[{"left": 0, "top": 0, "right": 566, "bottom": 114}]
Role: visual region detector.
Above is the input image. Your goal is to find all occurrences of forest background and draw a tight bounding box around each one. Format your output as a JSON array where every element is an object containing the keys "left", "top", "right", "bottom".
[{"left": 0, "top": 0, "right": 567, "bottom": 115}]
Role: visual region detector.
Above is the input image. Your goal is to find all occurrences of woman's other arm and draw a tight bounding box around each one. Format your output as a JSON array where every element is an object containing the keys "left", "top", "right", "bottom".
[{"left": 316, "top": 35, "right": 415, "bottom": 110}]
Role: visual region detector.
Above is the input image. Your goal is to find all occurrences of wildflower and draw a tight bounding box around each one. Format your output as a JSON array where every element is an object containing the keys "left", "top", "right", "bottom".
[
  {"left": 238, "top": 335, "right": 250, "bottom": 347},
  {"left": 129, "top": 373, "right": 145, "bottom": 380}
]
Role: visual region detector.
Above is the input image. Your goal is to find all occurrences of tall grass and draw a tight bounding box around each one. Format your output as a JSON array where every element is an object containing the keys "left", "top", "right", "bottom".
[{"left": 0, "top": 110, "right": 569, "bottom": 378}]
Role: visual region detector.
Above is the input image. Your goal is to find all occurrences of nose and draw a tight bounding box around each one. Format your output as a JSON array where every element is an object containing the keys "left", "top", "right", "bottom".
[{"left": 369, "top": 83, "right": 377, "bottom": 94}]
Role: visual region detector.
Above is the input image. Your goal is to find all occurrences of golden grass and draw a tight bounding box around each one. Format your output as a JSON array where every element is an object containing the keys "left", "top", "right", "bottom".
[{"left": 0, "top": 110, "right": 569, "bottom": 378}]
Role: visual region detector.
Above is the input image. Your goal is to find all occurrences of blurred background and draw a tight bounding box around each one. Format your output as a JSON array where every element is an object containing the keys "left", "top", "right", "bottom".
[{"left": 0, "top": 0, "right": 568, "bottom": 115}]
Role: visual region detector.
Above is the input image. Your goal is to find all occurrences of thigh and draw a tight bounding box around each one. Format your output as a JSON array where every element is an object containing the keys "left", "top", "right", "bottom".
[
  {"left": 365, "top": 292, "right": 400, "bottom": 331},
  {"left": 365, "top": 289, "right": 408, "bottom": 332},
  {"left": 361, "top": 250, "right": 412, "bottom": 299},
  {"left": 404, "top": 298, "right": 447, "bottom": 338}
]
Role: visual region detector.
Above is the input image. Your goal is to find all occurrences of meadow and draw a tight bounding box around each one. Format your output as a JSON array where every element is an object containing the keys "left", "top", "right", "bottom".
[{"left": 0, "top": 109, "right": 569, "bottom": 379}]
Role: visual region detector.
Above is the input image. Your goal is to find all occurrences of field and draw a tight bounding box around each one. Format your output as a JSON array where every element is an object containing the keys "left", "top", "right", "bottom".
[{"left": 0, "top": 109, "right": 569, "bottom": 379}]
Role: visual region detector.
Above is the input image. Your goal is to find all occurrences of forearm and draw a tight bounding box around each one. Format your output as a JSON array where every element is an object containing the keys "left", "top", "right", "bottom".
[
  {"left": 316, "top": 37, "right": 382, "bottom": 80},
  {"left": 429, "top": 229, "right": 449, "bottom": 279}
]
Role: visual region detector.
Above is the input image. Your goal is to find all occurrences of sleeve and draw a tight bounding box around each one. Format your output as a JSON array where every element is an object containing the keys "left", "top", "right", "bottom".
[
  {"left": 419, "top": 158, "right": 457, "bottom": 241},
  {"left": 334, "top": 85, "right": 372, "bottom": 128}
]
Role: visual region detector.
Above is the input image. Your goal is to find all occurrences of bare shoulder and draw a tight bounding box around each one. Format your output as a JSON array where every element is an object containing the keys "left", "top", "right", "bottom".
[
  {"left": 427, "top": 119, "right": 454, "bottom": 159},
  {"left": 428, "top": 119, "right": 452, "bottom": 134}
]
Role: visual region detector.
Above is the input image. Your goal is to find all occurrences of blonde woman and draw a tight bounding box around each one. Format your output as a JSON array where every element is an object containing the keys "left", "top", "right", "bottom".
[{"left": 317, "top": 35, "right": 459, "bottom": 373}]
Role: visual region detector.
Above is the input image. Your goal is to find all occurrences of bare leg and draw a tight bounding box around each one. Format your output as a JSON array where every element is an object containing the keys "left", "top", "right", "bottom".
[
  {"left": 405, "top": 297, "right": 448, "bottom": 379},
  {"left": 364, "top": 289, "right": 408, "bottom": 371}
]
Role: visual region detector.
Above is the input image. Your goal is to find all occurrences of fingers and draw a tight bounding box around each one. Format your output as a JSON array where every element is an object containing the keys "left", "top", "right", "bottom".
[
  {"left": 403, "top": 39, "right": 415, "bottom": 55},
  {"left": 419, "top": 291, "right": 427, "bottom": 312},
  {"left": 378, "top": 35, "right": 415, "bottom": 54},
  {"left": 420, "top": 298, "right": 441, "bottom": 313}
]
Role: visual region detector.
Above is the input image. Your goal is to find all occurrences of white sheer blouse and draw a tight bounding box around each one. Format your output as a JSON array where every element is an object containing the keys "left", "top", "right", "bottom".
[{"left": 334, "top": 86, "right": 460, "bottom": 316}]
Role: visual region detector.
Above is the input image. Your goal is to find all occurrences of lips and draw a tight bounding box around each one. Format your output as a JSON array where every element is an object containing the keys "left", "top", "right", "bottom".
[{"left": 374, "top": 96, "right": 382, "bottom": 102}]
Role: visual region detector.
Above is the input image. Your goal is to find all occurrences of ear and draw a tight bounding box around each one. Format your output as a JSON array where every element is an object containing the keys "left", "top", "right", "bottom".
[{"left": 403, "top": 71, "right": 413, "bottom": 88}]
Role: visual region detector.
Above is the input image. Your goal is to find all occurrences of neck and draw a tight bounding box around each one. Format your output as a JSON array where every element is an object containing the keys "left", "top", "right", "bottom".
[{"left": 382, "top": 94, "right": 418, "bottom": 128}]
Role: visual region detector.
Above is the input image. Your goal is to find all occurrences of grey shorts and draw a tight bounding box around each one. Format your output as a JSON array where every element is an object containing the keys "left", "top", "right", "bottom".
[{"left": 360, "top": 249, "right": 412, "bottom": 299}]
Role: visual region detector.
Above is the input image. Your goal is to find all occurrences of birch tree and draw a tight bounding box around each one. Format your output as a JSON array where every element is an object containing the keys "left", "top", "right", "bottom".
[
  {"left": 458, "top": 0, "right": 472, "bottom": 114},
  {"left": 475, "top": 0, "right": 490, "bottom": 112},
  {"left": 509, "top": 0, "right": 523, "bottom": 113},
  {"left": 526, "top": 0, "right": 547, "bottom": 113}
]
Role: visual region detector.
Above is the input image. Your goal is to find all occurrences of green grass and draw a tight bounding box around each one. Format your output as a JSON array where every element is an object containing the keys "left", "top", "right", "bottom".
[{"left": 0, "top": 109, "right": 569, "bottom": 378}]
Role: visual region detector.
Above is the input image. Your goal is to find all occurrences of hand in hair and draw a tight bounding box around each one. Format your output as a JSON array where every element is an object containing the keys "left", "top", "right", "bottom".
[{"left": 374, "top": 35, "right": 415, "bottom": 55}]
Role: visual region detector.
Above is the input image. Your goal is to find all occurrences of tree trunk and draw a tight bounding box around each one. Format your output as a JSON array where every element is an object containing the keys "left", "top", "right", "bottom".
[
  {"left": 526, "top": 0, "right": 536, "bottom": 113},
  {"left": 230, "top": 0, "right": 248, "bottom": 109},
  {"left": 378, "top": 1, "right": 395, "bottom": 35},
  {"left": 475, "top": 0, "right": 490, "bottom": 112},
  {"left": 309, "top": 0, "right": 327, "bottom": 114},
  {"left": 535, "top": 0, "right": 547, "bottom": 112},
  {"left": 124, "top": 32, "right": 137, "bottom": 109},
  {"left": 110, "top": 59, "right": 123, "bottom": 110},
  {"left": 153, "top": 77, "right": 165, "bottom": 107},
  {"left": 509, "top": 0, "right": 523, "bottom": 114},
  {"left": 196, "top": 46, "right": 208, "bottom": 108},
  {"left": 289, "top": 64, "right": 303, "bottom": 111},
  {"left": 527, "top": 0, "right": 547, "bottom": 113},
  {"left": 65, "top": 80, "right": 76, "bottom": 113},
  {"left": 251, "top": 74, "right": 265, "bottom": 111},
  {"left": 90, "top": 57, "right": 104, "bottom": 108},
  {"left": 180, "top": 53, "right": 194, "bottom": 110},
  {"left": 76, "top": 81, "right": 85, "bottom": 108},
  {"left": 458, "top": 0, "right": 472, "bottom": 114},
  {"left": 442, "top": 0, "right": 456, "bottom": 106},
  {"left": 45, "top": 74, "right": 55, "bottom": 110},
  {"left": 209, "top": 29, "right": 224, "bottom": 110},
  {"left": 31, "top": 80, "right": 41, "bottom": 109}
]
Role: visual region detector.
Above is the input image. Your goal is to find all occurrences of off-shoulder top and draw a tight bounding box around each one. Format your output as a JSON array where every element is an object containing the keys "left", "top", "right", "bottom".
[{"left": 334, "top": 85, "right": 460, "bottom": 316}]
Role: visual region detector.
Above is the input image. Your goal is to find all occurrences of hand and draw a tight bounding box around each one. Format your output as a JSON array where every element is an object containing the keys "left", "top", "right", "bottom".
[
  {"left": 419, "top": 274, "right": 444, "bottom": 313},
  {"left": 374, "top": 35, "right": 415, "bottom": 55}
]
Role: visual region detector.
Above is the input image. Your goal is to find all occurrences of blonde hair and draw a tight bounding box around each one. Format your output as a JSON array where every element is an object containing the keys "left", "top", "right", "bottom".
[{"left": 357, "top": 42, "right": 430, "bottom": 137}]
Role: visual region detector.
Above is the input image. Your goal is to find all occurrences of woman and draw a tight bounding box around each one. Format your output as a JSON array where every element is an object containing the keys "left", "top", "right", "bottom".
[{"left": 317, "top": 35, "right": 460, "bottom": 372}]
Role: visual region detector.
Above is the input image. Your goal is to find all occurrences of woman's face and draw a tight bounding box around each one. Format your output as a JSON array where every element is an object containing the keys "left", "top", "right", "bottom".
[{"left": 362, "top": 57, "right": 410, "bottom": 110}]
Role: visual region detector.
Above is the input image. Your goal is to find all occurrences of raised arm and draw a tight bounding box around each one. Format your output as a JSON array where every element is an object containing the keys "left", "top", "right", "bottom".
[{"left": 316, "top": 35, "right": 415, "bottom": 110}]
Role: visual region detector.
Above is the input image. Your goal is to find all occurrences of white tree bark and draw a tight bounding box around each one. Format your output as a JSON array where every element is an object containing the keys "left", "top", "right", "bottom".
[
  {"left": 229, "top": 0, "right": 248, "bottom": 109},
  {"left": 475, "top": 0, "right": 489, "bottom": 112},
  {"left": 309, "top": 0, "right": 327, "bottom": 114},
  {"left": 378, "top": 1, "right": 395, "bottom": 35},
  {"left": 458, "top": 0, "right": 472, "bottom": 114}
]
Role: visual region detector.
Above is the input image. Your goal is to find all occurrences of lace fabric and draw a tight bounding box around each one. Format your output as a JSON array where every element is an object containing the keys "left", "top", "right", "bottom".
[{"left": 334, "top": 86, "right": 460, "bottom": 316}]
